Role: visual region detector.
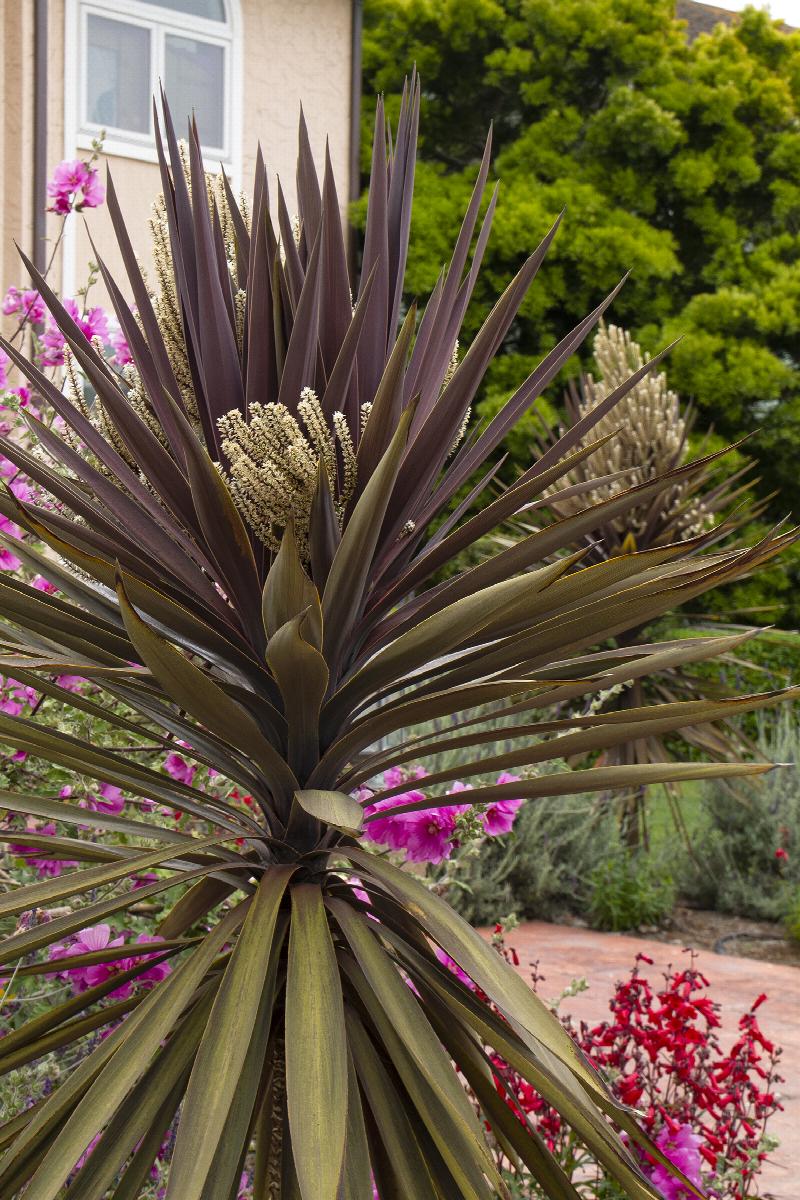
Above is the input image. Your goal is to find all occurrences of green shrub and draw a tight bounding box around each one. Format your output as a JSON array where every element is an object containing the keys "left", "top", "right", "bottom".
[
  {"left": 785, "top": 890, "right": 800, "bottom": 943},
  {"left": 587, "top": 852, "right": 676, "bottom": 932}
]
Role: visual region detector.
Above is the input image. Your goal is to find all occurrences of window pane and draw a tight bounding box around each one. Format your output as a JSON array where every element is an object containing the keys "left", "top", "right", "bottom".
[
  {"left": 165, "top": 36, "right": 225, "bottom": 149},
  {"left": 141, "top": 0, "right": 226, "bottom": 20},
  {"left": 86, "top": 16, "right": 151, "bottom": 134}
]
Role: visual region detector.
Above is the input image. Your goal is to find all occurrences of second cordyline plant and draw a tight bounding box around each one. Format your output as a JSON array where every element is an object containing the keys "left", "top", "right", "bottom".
[
  {"left": 519, "top": 322, "right": 775, "bottom": 846},
  {"left": 0, "top": 76, "right": 796, "bottom": 1198}
]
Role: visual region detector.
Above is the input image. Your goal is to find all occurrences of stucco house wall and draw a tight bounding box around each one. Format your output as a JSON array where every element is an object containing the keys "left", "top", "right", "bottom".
[{"left": 1, "top": 0, "right": 355, "bottom": 324}]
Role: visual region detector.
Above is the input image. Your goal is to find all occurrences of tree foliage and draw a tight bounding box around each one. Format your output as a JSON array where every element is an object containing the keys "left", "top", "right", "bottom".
[{"left": 363, "top": 0, "right": 800, "bottom": 520}]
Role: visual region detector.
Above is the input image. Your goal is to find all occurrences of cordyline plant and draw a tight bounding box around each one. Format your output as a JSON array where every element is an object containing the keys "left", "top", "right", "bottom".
[{"left": 0, "top": 79, "right": 796, "bottom": 1199}]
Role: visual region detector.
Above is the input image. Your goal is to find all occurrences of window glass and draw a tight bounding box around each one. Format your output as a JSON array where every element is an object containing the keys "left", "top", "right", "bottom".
[
  {"left": 165, "top": 35, "right": 225, "bottom": 148},
  {"left": 140, "top": 0, "right": 226, "bottom": 20},
  {"left": 86, "top": 16, "right": 151, "bottom": 134}
]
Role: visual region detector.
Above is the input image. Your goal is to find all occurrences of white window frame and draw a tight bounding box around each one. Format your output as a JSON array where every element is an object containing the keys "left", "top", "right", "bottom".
[{"left": 65, "top": 0, "right": 242, "bottom": 169}]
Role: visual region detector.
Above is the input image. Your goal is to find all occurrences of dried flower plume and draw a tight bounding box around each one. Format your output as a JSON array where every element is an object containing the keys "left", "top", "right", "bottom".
[
  {"left": 217, "top": 388, "right": 357, "bottom": 556},
  {"left": 545, "top": 322, "right": 710, "bottom": 548}
]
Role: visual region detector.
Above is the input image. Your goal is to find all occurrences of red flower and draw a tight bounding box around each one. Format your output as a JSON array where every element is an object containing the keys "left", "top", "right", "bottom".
[{"left": 477, "top": 946, "right": 783, "bottom": 1200}]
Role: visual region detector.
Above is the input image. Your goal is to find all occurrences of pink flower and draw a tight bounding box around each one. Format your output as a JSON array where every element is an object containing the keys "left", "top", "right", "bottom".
[
  {"left": 39, "top": 298, "right": 111, "bottom": 367},
  {"left": 347, "top": 875, "right": 371, "bottom": 907},
  {"left": 403, "top": 806, "right": 457, "bottom": 864},
  {"left": 56, "top": 674, "right": 84, "bottom": 693},
  {"left": 50, "top": 925, "right": 171, "bottom": 997},
  {"left": 434, "top": 946, "right": 476, "bottom": 989},
  {"left": 9, "top": 820, "right": 76, "bottom": 877},
  {"left": 109, "top": 324, "right": 132, "bottom": 366},
  {"left": 363, "top": 795, "right": 416, "bottom": 852},
  {"left": 0, "top": 512, "right": 23, "bottom": 550},
  {"left": 0, "top": 349, "right": 9, "bottom": 390},
  {"left": 361, "top": 767, "right": 435, "bottom": 854},
  {"left": 163, "top": 752, "right": 196, "bottom": 785},
  {"left": 77, "top": 923, "right": 122, "bottom": 953},
  {"left": 80, "top": 170, "right": 105, "bottom": 210},
  {"left": 12, "top": 385, "right": 33, "bottom": 410},
  {"left": 482, "top": 772, "right": 524, "bottom": 836},
  {"left": 72, "top": 1133, "right": 102, "bottom": 1173},
  {"left": 1, "top": 287, "right": 20, "bottom": 316},
  {"left": 648, "top": 1124, "right": 704, "bottom": 1200},
  {"left": 111, "top": 934, "right": 172, "bottom": 989},
  {"left": 132, "top": 871, "right": 159, "bottom": 890},
  {"left": 32, "top": 575, "right": 58, "bottom": 594},
  {"left": 81, "top": 782, "right": 125, "bottom": 814},
  {"left": 22, "top": 290, "right": 45, "bottom": 323},
  {"left": 51, "top": 923, "right": 124, "bottom": 991},
  {"left": 47, "top": 159, "right": 104, "bottom": 214},
  {"left": 0, "top": 544, "right": 21, "bottom": 572},
  {"left": 383, "top": 764, "right": 427, "bottom": 788},
  {"left": 0, "top": 676, "right": 36, "bottom": 715},
  {"left": 9, "top": 474, "right": 33, "bottom": 503},
  {"left": 63, "top": 297, "right": 109, "bottom": 344},
  {"left": 39, "top": 319, "right": 66, "bottom": 367},
  {"left": 2, "top": 287, "right": 45, "bottom": 324}
]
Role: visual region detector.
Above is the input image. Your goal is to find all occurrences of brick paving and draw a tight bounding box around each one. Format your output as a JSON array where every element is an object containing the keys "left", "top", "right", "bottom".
[{"left": 506, "top": 922, "right": 799, "bottom": 1200}]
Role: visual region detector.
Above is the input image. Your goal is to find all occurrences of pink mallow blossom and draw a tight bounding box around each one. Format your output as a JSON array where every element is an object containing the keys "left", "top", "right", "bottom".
[
  {"left": 56, "top": 674, "right": 84, "bottom": 693},
  {"left": 2, "top": 287, "right": 47, "bottom": 324},
  {"left": 109, "top": 324, "right": 132, "bottom": 366},
  {"left": 648, "top": 1124, "right": 704, "bottom": 1200},
  {"left": 49, "top": 925, "right": 171, "bottom": 998},
  {"left": 16, "top": 386, "right": 33, "bottom": 406},
  {"left": 9, "top": 820, "right": 76, "bottom": 877},
  {"left": 482, "top": 771, "right": 525, "bottom": 835},
  {"left": 46, "top": 159, "right": 105, "bottom": 215},
  {"left": 39, "top": 298, "right": 110, "bottom": 368},
  {"left": 362, "top": 768, "right": 524, "bottom": 864},
  {"left": 80, "top": 782, "right": 126, "bottom": 814},
  {"left": 67, "top": 297, "right": 109, "bottom": 344},
  {"left": 163, "top": 752, "right": 196, "bottom": 786},
  {"left": 434, "top": 946, "right": 476, "bottom": 990},
  {"left": 0, "top": 675, "right": 37, "bottom": 715},
  {"left": 32, "top": 575, "right": 58, "bottom": 594},
  {"left": 362, "top": 792, "right": 423, "bottom": 853},
  {"left": 402, "top": 806, "right": 460, "bottom": 865}
]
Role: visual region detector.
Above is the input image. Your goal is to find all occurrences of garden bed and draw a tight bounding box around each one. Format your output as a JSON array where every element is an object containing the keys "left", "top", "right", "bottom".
[
  {"left": 557, "top": 906, "right": 800, "bottom": 967},
  {"left": 651, "top": 905, "right": 800, "bottom": 967}
]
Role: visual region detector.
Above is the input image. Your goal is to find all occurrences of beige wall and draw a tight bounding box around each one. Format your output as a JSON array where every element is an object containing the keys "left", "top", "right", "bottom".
[
  {"left": 3, "top": 0, "right": 353, "bottom": 327},
  {"left": 241, "top": 0, "right": 353, "bottom": 215},
  {"left": 0, "top": 1, "right": 36, "bottom": 307}
]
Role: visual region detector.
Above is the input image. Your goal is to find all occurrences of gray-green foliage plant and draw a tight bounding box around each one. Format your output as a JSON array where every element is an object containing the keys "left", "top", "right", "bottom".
[
  {"left": 682, "top": 708, "right": 800, "bottom": 921},
  {"left": 448, "top": 785, "right": 617, "bottom": 926},
  {"left": 0, "top": 77, "right": 795, "bottom": 1199}
]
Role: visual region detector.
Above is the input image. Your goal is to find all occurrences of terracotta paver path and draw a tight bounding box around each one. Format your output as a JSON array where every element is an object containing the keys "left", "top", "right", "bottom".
[{"left": 507, "top": 922, "right": 799, "bottom": 1200}]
